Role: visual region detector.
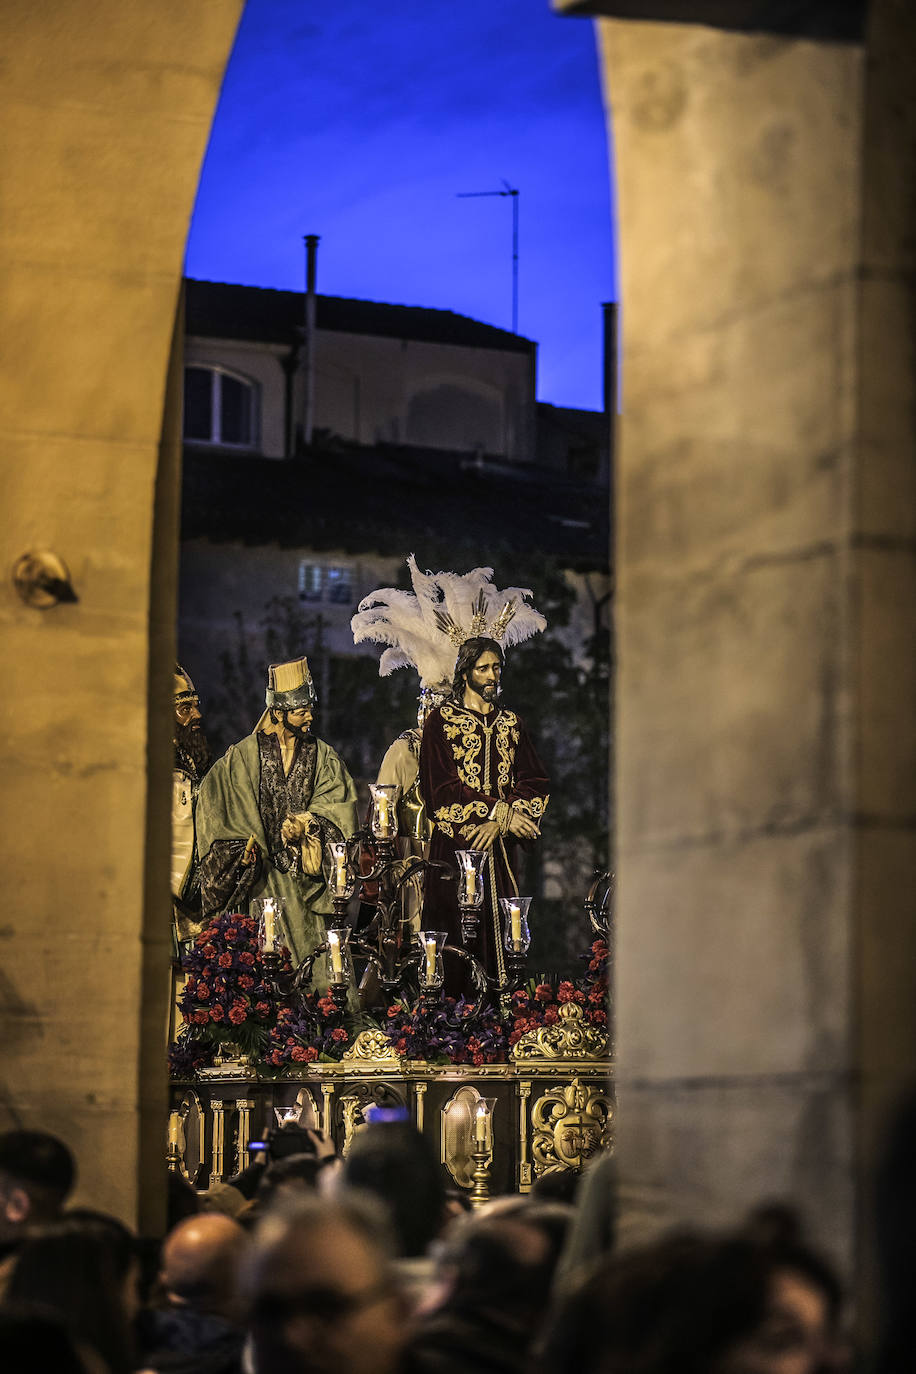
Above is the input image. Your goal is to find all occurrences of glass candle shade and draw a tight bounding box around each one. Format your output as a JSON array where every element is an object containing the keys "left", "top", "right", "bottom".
[
  {"left": 455, "top": 849, "right": 488, "bottom": 908},
  {"left": 326, "top": 840, "right": 357, "bottom": 899},
  {"left": 274, "top": 1105, "right": 300, "bottom": 1128},
  {"left": 251, "top": 897, "right": 286, "bottom": 954},
  {"left": 369, "top": 782, "right": 400, "bottom": 840},
  {"left": 499, "top": 896, "right": 532, "bottom": 954},
  {"left": 474, "top": 1096, "right": 497, "bottom": 1150},
  {"left": 418, "top": 930, "right": 448, "bottom": 989},
  {"left": 325, "top": 926, "right": 353, "bottom": 986}
]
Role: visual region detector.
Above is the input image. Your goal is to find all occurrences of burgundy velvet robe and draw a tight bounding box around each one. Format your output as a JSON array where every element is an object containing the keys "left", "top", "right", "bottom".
[{"left": 419, "top": 701, "right": 549, "bottom": 992}]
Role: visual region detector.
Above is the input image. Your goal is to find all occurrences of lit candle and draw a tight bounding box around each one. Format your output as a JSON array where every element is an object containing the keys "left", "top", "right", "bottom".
[
  {"left": 475, "top": 1102, "right": 488, "bottom": 1145},
  {"left": 263, "top": 899, "right": 276, "bottom": 952},
  {"left": 425, "top": 936, "right": 437, "bottom": 983},
  {"left": 465, "top": 869, "right": 477, "bottom": 903},
  {"left": 376, "top": 794, "right": 391, "bottom": 836},
  {"left": 328, "top": 930, "right": 343, "bottom": 979},
  {"left": 335, "top": 852, "right": 347, "bottom": 893},
  {"left": 509, "top": 901, "right": 522, "bottom": 944},
  {"left": 168, "top": 1113, "right": 181, "bottom": 1148}
]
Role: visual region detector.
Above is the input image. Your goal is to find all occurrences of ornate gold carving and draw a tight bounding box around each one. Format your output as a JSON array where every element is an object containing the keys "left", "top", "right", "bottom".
[
  {"left": 531, "top": 1077, "right": 612, "bottom": 1175},
  {"left": 320, "top": 1082, "right": 335, "bottom": 1136},
  {"left": 342, "top": 1030, "right": 401, "bottom": 1063},
  {"left": 511, "top": 1002, "right": 609, "bottom": 1062},
  {"left": 198, "top": 1042, "right": 257, "bottom": 1081},
  {"left": 517, "top": 1080, "right": 532, "bottom": 1193},
  {"left": 441, "top": 1085, "right": 492, "bottom": 1190},
  {"left": 209, "top": 1099, "right": 227, "bottom": 1183},
  {"left": 235, "top": 1099, "right": 255, "bottom": 1175},
  {"left": 340, "top": 1093, "right": 366, "bottom": 1157}
]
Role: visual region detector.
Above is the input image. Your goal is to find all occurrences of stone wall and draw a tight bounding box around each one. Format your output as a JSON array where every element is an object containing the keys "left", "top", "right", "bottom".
[
  {"left": 586, "top": 1, "right": 916, "bottom": 1289},
  {"left": 0, "top": 0, "right": 243, "bottom": 1228}
]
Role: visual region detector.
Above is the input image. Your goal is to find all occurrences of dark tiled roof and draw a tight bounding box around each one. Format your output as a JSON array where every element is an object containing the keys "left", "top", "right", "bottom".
[
  {"left": 181, "top": 444, "right": 610, "bottom": 571},
  {"left": 185, "top": 279, "right": 536, "bottom": 355}
]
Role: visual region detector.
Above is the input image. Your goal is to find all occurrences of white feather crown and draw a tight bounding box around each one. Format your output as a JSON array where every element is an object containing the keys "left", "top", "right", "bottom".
[{"left": 350, "top": 554, "right": 547, "bottom": 690}]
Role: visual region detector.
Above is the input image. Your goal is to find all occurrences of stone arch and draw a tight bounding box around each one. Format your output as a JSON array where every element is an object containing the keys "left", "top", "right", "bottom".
[{"left": 0, "top": 0, "right": 244, "bottom": 1228}]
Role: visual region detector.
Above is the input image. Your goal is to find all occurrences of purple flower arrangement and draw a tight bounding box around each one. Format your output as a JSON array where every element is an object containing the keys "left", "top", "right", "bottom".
[
  {"left": 169, "top": 911, "right": 292, "bottom": 1075},
  {"left": 265, "top": 992, "right": 351, "bottom": 1069},
  {"left": 170, "top": 922, "right": 610, "bottom": 1078},
  {"left": 381, "top": 996, "right": 510, "bottom": 1066}
]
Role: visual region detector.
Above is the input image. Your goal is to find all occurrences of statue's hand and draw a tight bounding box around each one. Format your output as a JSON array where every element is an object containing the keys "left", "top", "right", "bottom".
[
  {"left": 507, "top": 806, "right": 540, "bottom": 840},
  {"left": 281, "top": 816, "right": 303, "bottom": 844},
  {"left": 465, "top": 819, "right": 500, "bottom": 851},
  {"left": 301, "top": 832, "right": 323, "bottom": 876}
]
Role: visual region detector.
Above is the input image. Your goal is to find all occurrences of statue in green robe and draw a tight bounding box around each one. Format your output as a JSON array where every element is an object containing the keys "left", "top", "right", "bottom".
[{"left": 196, "top": 656, "right": 358, "bottom": 966}]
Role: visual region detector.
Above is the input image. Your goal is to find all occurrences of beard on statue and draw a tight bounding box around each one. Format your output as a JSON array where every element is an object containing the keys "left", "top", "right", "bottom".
[{"left": 174, "top": 718, "right": 212, "bottom": 777}]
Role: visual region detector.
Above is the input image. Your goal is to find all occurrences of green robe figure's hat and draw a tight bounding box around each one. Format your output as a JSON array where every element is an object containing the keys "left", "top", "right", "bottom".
[{"left": 264, "top": 655, "right": 318, "bottom": 711}]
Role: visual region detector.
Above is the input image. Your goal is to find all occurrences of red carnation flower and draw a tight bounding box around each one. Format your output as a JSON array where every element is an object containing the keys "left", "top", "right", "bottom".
[
  {"left": 396, "top": 1037, "right": 408, "bottom": 1053},
  {"left": 472, "top": 1052, "right": 484, "bottom": 1067},
  {"left": 238, "top": 975, "right": 254, "bottom": 991},
  {"left": 543, "top": 1007, "right": 559, "bottom": 1025},
  {"left": 226, "top": 928, "right": 238, "bottom": 940},
  {"left": 197, "top": 984, "right": 210, "bottom": 1000},
  {"left": 386, "top": 1006, "right": 400, "bottom": 1018},
  {"left": 330, "top": 1027, "right": 349, "bottom": 1043},
  {"left": 557, "top": 982, "right": 575, "bottom": 1003},
  {"left": 291, "top": 1045, "right": 317, "bottom": 1063},
  {"left": 201, "top": 943, "right": 217, "bottom": 958},
  {"left": 239, "top": 951, "right": 255, "bottom": 966},
  {"left": 209, "top": 1006, "right": 224, "bottom": 1022},
  {"left": 534, "top": 983, "right": 553, "bottom": 1002},
  {"left": 229, "top": 1006, "right": 247, "bottom": 1025},
  {"left": 218, "top": 952, "right": 233, "bottom": 968},
  {"left": 573, "top": 989, "right": 586, "bottom": 1005},
  {"left": 192, "top": 1010, "right": 210, "bottom": 1025},
  {"left": 270, "top": 1050, "right": 283, "bottom": 1066},
  {"left": 255, "top": 1001, "right": 270, "bottom": 1017},
  {"left": 589, "top": 1009, "right": 607, "bottom": 1025}
]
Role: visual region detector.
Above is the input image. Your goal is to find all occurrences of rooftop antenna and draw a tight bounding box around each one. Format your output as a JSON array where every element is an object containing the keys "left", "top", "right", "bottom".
[{"left": 456, "top": 180, "right": 519, "bottom": 334}]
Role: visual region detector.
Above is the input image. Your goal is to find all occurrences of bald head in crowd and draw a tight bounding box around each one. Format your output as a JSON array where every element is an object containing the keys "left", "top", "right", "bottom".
[
  {"left": 241, "top": 1193, "right": 408, "bottom": 1374},
  {"left": 161, "top": 1213, "right": 249, "bottom": 1322}
]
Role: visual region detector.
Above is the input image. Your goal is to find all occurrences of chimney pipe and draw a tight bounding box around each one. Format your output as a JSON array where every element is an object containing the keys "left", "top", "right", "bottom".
[
  {"left": 601, "top": 301, "right": 617, "bottom": 418},
  {"left": 303, "top": 234, "right": 320, "bottom": 448}
]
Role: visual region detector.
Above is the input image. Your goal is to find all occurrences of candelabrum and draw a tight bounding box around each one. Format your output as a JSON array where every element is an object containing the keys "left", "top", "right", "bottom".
[
  {"left": 499, "top": 895, "right": 532, "bottom": 993},
  {"left": 584, "top": 869, "right": 613, "bottom": 937},
  {"left": 455, "top": 848, "right": 488, "bottom": 943},
  {"left": 288, "top": 788, "right": 490, "bottom": 1019},
  {"left": 469, "top": 1096, "right": 496, "bottom": 1210},
  {"left": 252, "top": 896, "right": 297, "bottom": 996}
]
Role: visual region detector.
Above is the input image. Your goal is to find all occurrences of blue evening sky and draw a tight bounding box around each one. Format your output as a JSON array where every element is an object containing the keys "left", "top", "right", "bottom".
[{"left": 185, "top": 0, "right": 617, "bottom": 412}]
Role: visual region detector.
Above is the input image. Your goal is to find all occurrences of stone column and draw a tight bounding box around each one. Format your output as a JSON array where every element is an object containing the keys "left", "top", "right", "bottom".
[
  {"left": 563, "top": 0, "right": 916, "bottom": 1281},
  {"left": 0, "top": 0, "right": 243, "bottom": 1229}
]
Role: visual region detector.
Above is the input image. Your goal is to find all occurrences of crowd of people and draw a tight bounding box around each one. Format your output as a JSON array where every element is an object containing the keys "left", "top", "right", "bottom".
[{"left": 2, "top": 1101, "right": 914, "bottom": 1374}]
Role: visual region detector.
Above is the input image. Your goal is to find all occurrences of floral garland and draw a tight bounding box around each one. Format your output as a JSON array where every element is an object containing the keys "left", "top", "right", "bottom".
[{"left": 170, "top": 924, "right": 609, "bottom": 1078}]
